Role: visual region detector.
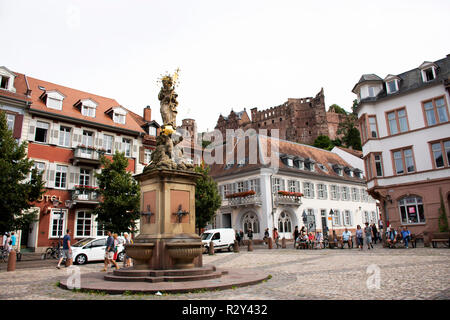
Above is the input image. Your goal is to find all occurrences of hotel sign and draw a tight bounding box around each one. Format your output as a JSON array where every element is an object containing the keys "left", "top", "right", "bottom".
[{"left": 37, "top": 194, "right": 62, "bottom": 203}]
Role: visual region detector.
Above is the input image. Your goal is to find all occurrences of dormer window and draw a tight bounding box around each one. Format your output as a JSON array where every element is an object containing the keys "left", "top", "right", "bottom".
[
  {"left": 0, "top": 67, "right": 16, "bottom": 92},
  {"left": 384, "top": 74, "right": 400, "bottom": 94},
  {"left": 294, "top": 157, "right": 304, "bottom": 169},
  {"left": 149, "top": 126, "right": 157, "bottom": 136},
  {"left": 419, "top": 62, "right": 437, "bottom": 83},
  {"left": 43, "top": 90, "right": 65, "bottom": 110},
  {"left": 105, "top": 106, "right": 127, "bottom": 124},
  {"left": 333, "top": 164, "right": 344, "bottom": 176},
  {"left": 423, "top": 67, "right": 435, "bottom": 82},
  {"left": 113, "top": 113, "right": 125, "bottom": 124},
  {"left": 75, "top": 99, "right": 98, "bottom": 118},
  {"left": 304, "top": 158, "right": 316, "bottom": 171},
  {"left": 368, "top": 86, "right": 376, "bottom": 97},
  {"left": 0, "top": 76, "right": 9, "bottom": 89},
  {"left": 287, "top": 158, "right": 293, "bottom": 167}
]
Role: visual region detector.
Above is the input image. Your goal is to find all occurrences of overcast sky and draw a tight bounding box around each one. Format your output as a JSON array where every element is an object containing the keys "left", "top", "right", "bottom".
[{"left": 1, "top": 0, "right": 449, "bottom": 132}]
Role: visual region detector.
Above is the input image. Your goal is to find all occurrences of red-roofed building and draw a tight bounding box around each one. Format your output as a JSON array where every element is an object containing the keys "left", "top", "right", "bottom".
[{"left": 0, "top": 67, "right": 160, "bottom": 252}]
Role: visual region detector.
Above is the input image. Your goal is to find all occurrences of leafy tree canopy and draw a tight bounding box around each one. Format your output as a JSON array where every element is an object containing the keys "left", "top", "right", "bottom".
[
  {"left": 313, "top": 135, "right": 334, "bottom": 151},
  {"left": 194, "top": 165, "right": 222, "bottom": 232},
  {"left": 94, "top": 151, "right": 140, "bottom": 234},
  {"left": 0, "top": 111, "right": 45, "bottom": 233},
  {"left": 328, "top": 104, "right": 348, "bottom": 115}
]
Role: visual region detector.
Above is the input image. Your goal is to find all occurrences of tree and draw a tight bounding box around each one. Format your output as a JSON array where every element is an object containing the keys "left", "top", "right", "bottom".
[
  {"left": 337, "top": 114, "right": 362, "bottom": 151},
  {"left": 94, "top": 151, "right": 140, "bottom": 234},
  {"left": 328, "top": 104, "right": 348, "bottom": 115},
  {"left": 313, "top": 135, "right": 333, "bottom": 151},
  {"left": 351, "top": 99, "right": 358, "bottom": 115},
  {"left": 194, "top": 165, "right": 222, "bottom": 232},
  {"left": 0, "top": 111, "right": 45, "bottom": 234},
  {"left": 438, "top": 188, "right": 449, "bottom": 232}
]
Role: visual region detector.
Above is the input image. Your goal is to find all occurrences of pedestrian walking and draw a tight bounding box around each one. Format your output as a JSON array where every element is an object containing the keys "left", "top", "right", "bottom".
[
  {"left": 4, "top": 233, "right": 11, "bottom": 253},
  {"left": 239, "top": 230, "right": 244, "bottom": 246},
  {"left": 371, "top": 223, "right": 379, "bottom": 244},
  {"left": 10, "top": 232, "right": 17, "bottom": 252},
  {"left": 273, "top": 228, "right": 280, "bottom": 248},
  {"left": 102, "top": 231, "right": 119, "bottom": 271},
  {"left": 123, "top": 232, "right": 133, "bottom": 267},
  {"left": 364, "top": 222, "right": 373, "bottom": 249},
  {"left": 293, "top": 226, "right": 299, "bottom": 249},
  {"left": 111, "top": 233, "right": 121, "bottom": 269},
  {"left": 57, "top": 229, "right": 72, "bottom": 269},
  {"left": 263, "top": 228, "right": 270, "bottom": 245},
  {"left": 235, "top": 230, "right": 241, "bottom": 246},
  {"left": 356, "top": 225, "right": 363, "bottom": 250}
]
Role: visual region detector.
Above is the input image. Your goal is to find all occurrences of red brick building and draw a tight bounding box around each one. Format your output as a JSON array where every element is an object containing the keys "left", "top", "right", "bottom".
[{"left": 0, "top": 67, "right": 160, "bottom": 252}]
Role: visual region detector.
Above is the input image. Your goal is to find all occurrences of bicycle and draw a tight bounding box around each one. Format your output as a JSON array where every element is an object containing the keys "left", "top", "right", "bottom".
[
  {"left": 45, "top": 241, "right": 63, "bottom": 259},
  {"left": 0, "top": 246, "right": 21, "bottom": 262},
  {"left": 1, "top": 246, "right": 8, "bottom": 263}
]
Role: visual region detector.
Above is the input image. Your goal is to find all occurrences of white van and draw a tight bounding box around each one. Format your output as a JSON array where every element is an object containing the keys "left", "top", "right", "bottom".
[{"left": 201, "top": 228, "right": 236, "bottom": 252}]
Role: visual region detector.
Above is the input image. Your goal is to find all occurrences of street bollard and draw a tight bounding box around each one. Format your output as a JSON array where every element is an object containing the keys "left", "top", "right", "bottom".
[
  {"left": 233, "top": 240, "right": 239, "bottom": 253},
  {"left": 268, "top": 237, "right": 273, "bottom": 249},
  {"left": 281, "top": 237, "right": 286, "bottom": 249},
  {"left": 248, "top": 239, "right": 253, "bottom": 252},
  {"left": 208, "top": 241, "right": 215, "bottom": 255},
  {"left": 7, "top": 249, "right": 16, "bottom": 272}
]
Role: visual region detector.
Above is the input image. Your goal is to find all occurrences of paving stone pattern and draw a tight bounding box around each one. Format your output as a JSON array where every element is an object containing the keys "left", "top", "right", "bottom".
[{"left": 0, "top": 245, "right": 449, "bottom": 300}]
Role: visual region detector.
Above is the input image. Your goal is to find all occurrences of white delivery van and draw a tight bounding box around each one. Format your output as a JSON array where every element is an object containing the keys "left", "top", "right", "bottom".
[{"left": 201, "top": 228, "right": 236, "bottom": 252}]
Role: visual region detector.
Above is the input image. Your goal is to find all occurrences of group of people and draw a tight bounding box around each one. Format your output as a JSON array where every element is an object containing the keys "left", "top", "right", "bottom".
[
  {"left": 1, "top": 232, "right": 18, "bottom": 253},
  {"left": 54, "top": 229, "right": 134, "bottom": 270},
  {"left": 386, "top": 225, "right": 412, "bottom": 248}
]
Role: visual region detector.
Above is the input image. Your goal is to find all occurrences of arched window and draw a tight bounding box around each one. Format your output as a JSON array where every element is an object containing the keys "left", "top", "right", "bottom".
[
  {"left": 398, "top": 196, "right": 425, "bottom": 224},
  {"left": 242, "top": 212, "right": 259, "bottom": 234},
  {"left": 278, "top": 211, "right": 292, "bottom": 233}
]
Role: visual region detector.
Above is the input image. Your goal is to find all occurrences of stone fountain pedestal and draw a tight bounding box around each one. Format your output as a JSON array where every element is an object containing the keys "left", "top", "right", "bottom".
[{"left": 59, "top": 168, "right": 269, "bottom": 293}]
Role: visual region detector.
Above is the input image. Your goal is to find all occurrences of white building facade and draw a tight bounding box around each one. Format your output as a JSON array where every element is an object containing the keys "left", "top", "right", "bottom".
[
  {"left": 352, "top": 54, "right": 450, "bottom": 241},
  {"left": 210, "top": 135, "right": 378, "bottom": 240}
]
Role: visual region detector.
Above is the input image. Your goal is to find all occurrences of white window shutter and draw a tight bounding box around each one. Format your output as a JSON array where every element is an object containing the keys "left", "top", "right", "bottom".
[
  {"left": 47, "top": 163, "right": 56, "bottom": 188},
  {"left": 28, "top": 119, "right": 36, "bottom": 141}
]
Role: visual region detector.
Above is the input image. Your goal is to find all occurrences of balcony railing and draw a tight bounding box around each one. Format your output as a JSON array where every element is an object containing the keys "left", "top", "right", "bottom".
[
  {"left": 222, "top": 194, "right": 262, "bottom": 208},
  {"left": 70, "top": 188, "right": 100, "bottom": 204},
  {"left": 73, "top": 146, "right": 103, "bottom": 166},
  {"left": 274, "top": 194, "right": 302, "bottom": 206}
]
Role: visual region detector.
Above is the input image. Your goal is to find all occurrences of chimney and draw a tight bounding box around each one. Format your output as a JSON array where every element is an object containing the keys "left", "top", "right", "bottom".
[{"left": 144, "top": 105, "right": 151, "bottom": 122}]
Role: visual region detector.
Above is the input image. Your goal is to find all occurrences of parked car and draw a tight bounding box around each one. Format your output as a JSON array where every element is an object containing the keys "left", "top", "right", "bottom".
[
  {"left": 71, "top": 236, "right": 125, "bottom": 265},
  {"left": 201, "top": 228, "right": 236, "bottom": 252}
]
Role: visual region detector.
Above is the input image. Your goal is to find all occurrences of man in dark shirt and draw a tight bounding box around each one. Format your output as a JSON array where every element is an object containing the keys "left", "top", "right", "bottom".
[
  {"left": 103, "top": 231, "right": 115, "bottom": 272},
  {"left": 57, "top": 229, "right": 71, "bottom": 269}
]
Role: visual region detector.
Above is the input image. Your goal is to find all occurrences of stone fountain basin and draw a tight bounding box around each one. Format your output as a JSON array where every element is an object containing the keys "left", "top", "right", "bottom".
[
  {"left": 166, "top": 241, "right": 203, "bottom": 269},
  {"left": 124, "top": 243, "right": 155, "bottom": 261}
]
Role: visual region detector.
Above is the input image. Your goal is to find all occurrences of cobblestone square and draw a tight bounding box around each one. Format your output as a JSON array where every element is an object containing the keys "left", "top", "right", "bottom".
[{"left": 0, "top": 245, "right": 449, "bottom": 300}]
